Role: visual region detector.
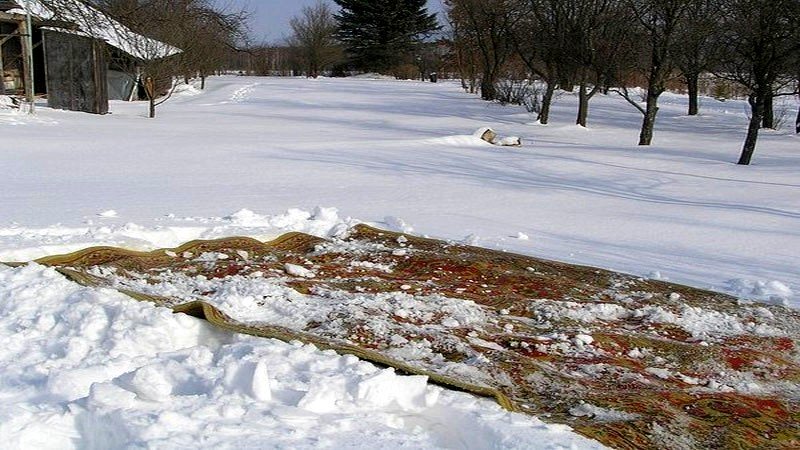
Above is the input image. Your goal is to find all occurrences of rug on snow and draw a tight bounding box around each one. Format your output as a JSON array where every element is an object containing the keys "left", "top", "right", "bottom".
[{"left": 13, "top": 224, "right": 800, "bottom": 449}]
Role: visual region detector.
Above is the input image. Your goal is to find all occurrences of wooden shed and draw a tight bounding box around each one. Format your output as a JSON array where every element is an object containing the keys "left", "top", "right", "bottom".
[{"left": 0, "top": 0, "right": 179, "bottom": 114}]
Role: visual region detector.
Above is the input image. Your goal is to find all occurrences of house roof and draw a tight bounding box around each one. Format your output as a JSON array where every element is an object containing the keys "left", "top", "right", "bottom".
[
  {"left": 3, "top": 0, "right": 180, "bottom": 60},
  {"left": 0, "top": 1, "right": 19, "bottom": 11}
]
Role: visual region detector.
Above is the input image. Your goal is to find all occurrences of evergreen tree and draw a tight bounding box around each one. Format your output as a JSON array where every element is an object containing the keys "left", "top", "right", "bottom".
[{"left": 334, "top": 0, "right": 440, "bottom": 72}]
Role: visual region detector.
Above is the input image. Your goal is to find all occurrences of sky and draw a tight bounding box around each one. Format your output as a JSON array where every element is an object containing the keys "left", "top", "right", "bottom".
[{"left": 220, "top": 0, "right": 446, "bottom": 43}]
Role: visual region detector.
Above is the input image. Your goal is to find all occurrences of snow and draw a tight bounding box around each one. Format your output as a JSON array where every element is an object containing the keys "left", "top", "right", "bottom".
[
  {"left": 0, "top": 263, "right": 602, "bottom": 449},
  {"left": 645, "top": 367, "right": 673, "bottom": 380},
  {"left": 498, "top": 136, "right": 522, "bottom": 146},
  {"left": 97, "top": 209, "right": 119, "bottom": 218},
  {"left": 1, "top": 75, "right": 799, "bottom": 447},
  {"left": 284, "top": 263, "right": 316, "bottom": 278},
  {"left": 725, "top": 278, "right": 794, "bottom": 306},
  {"left": 568, "top": 402, "right": 639, "bottom": 422},
  {"left": 2, "top": 77, "right": 796, "bottom": 308}
]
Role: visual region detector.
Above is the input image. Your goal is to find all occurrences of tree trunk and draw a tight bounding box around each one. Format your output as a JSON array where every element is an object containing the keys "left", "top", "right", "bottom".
[
  {"left": 687, "top": 72, "right": 699, "bottom": 116},
  {"left": 762, "top": 91, "right": 774, "bottom": 129},
  {"left": 145, "top": 76, "right": 156, "bottom": 119},
  {"left": 538, "top": 81, "right": 556, "bottom": 125},
  {"left": 480, "top": 77, "right": 496, "bottom": 101},
  {"left": 638, "top": 90, "right": 660, "bottom": 145},
  {"left": 200, "top": 74, "right": 206, "bottom": 90},
  {"left": 0, "top": 40, "right": 6, "bottom": 96},
  {"left": 738, "top": 93, "right": 765, "bottom": 165},
  {"left": 796, "top": 101, "right": 800, "bottom": 134},
  {"left": 576, "top": 82, "right": 589, "bottom": 127}
]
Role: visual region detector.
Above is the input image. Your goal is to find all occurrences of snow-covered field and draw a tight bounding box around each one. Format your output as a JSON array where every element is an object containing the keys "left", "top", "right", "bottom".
[{"left": 1, "top": 76, "right": 798, "bottom": 448}]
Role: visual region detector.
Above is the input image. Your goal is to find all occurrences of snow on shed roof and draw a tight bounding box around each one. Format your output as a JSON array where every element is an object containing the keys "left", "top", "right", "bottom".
[{"left": 6, "top": 0, "right": 180, "bottom": 60}]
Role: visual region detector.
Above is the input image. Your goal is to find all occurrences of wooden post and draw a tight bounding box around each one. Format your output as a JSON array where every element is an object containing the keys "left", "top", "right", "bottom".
[
  {"left": 0, "top": 38, "right": 5, "bottom": 96},
  {"left": 145, "top": 76, "right": 155, "bottom": 118},
  {"left": 19, "top": 18, "right": 34, "bottom": 112}
]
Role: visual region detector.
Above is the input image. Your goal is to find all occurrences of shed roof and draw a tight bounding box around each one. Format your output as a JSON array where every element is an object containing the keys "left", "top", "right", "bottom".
[
  {"left": 0, "top": 1, "right": 19, "bottom": 11},
  {"left": 3, "top": 0, "right": 180, "bottom": 60}
]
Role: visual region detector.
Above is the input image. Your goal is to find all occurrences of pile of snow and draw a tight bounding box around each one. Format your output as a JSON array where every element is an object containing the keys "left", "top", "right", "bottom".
[
  {"left": 0, "top": 263, "right": 603, "bottom": 449},
  {"left": 0, "top": 207, "right": 356, "bottom": 262},
  {"left": 425, "top": 134, "right": 497, "bottom": 147},
  {"left": 472, "top": 127, "right": 522, "bottom": 146},
  {"left": 284, "top": 262, "right": 316, "bottom": 278},
  {"left": 349, "top": 73, "right": 397, "bottom": 80},
  {"left": 569, "top": 403, "right": 639, "bottom": 422},
  {"left": 724, "top": 278, "right": 794, "bottom": 306},
  {"left": 172, "top": 83, "right": 203, "bottom": 97},
  {"left": 0, "top": 98, "right": 58, "bottom": 126},
  {"left": 528, "top": 298, "right": 784, "bottom": 343},
  {"left": 0, "top": 95, "right": 14, "bottom": 110}
]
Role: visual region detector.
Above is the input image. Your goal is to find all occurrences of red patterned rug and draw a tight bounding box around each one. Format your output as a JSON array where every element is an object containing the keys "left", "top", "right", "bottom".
[{"left": 26, "top": 225, "right": 800, "bottom": 449}]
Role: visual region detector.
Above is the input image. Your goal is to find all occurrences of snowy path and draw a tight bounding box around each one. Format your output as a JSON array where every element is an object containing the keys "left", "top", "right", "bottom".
[{"left": 2, "top": 76, "right": 797, "bottom": 307}]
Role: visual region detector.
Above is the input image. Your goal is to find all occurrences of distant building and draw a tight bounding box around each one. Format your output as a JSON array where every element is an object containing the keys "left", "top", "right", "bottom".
[{"left": 0, "top": 0, "right": 179, "bottom": 114}]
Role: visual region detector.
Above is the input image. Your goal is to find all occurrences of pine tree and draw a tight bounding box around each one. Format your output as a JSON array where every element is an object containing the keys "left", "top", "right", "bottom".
[{"left": 334, "top": 0, "right": 440, "bottom": 72}]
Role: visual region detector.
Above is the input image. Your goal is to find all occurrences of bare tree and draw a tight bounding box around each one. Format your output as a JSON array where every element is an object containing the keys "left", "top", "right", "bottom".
[
  {"left": 287, "top": 1, "right": 342, "bottom": 78},
  {"left": 184, "top": 5, "right": 249, "bottom": 88},
  {"left": 445, "top": 6, "right": 482, "bottom": 94},
  {"left": 794, "top": 55, "right": 800, "bottom": 134},
  {"left": 617, "top": 0, "right": 691, "bottom": 146},
  {"left": 446, "top": 0, "right": 520, "bottom": 101},
  {"left": 560, "top": 0, "right": 632, "bottom": 127},
  {"left": 84, "top": 0, "right": 248, "bottom": 117},
  {"left": 716, "top": 0, "right": 800, "bottom": 165},
  {"left": 796, "top": 97, "right": 800, "bottom": 134},
  {"left": 675, "top": 0, "right": 719, "bottom": 116},
  {"left": 509, "top": 1, "right": 562, "bottom": 124},
  {"left": 507, "top": 0, "right": 632, "bottom": 126}
]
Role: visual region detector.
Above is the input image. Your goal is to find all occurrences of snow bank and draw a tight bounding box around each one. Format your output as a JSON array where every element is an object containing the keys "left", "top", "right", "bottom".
[
  {"left": 0, "top": 207, "right": 356, "bottom": 262},
  {"left": 0, "top": 263, "right": 603, "bottom": 449}
]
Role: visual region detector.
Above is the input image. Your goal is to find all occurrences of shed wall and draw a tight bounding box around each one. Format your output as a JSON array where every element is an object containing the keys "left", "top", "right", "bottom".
[{"left": 43, "top": 30, "right": 108, "bottom": 114}]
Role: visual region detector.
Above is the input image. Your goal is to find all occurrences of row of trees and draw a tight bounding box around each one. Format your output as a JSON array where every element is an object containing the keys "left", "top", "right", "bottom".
[
  {"left": 286, "top": 2, "right": 341, "bottom": 78},
  {"left": 52, "top": 0, "right": 798, "bottom": 158},
  {"left": 446, "top": 0, "right": 800, "bottom": 165}
]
